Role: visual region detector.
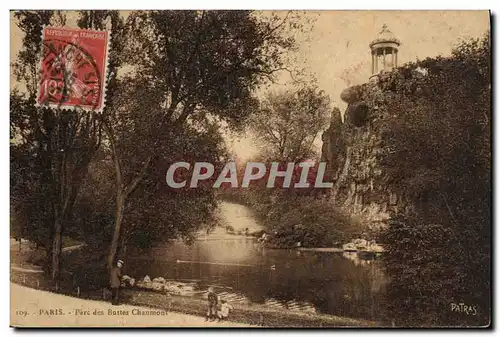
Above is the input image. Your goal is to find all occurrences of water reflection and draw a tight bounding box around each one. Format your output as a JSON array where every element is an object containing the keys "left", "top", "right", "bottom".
[{"left": 127, "top": 239, "right": 387, "bottom": 320}]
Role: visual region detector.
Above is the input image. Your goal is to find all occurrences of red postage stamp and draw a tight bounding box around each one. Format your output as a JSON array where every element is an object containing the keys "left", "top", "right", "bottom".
[{"left": 37, "top": 26, "right": 110, "bottom": 112}]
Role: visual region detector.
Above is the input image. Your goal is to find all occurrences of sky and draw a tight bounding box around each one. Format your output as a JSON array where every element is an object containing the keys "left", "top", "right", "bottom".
[
  {"left": 226, "top": 10, "right": 490, "bottom": 159},
  {"left": 10, "top": 10, "right": 490, "bottom": 159}
]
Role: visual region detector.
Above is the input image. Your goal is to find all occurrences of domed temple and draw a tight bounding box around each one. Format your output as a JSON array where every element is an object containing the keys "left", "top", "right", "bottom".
[
  {"left": 369, "top": 24, "right": 400, "bottom": 78},
  {"left": 341, "top": 24, "right": 401, "bottom": 103}
]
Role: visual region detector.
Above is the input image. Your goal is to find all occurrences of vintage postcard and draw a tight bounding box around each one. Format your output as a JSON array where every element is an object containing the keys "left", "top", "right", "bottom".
[{"left": 10, "top": 10, "right": 491, "bottom": 328}]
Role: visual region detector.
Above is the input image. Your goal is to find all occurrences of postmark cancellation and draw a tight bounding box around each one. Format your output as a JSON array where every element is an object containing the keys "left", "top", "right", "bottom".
[{"left": 36, "top": 26, "right": 110, "bottom": 113}]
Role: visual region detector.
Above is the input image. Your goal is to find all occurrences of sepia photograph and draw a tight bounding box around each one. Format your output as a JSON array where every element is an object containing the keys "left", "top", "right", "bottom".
[{"left": 9, "top": 9, "right": 491, "bottom": 328}]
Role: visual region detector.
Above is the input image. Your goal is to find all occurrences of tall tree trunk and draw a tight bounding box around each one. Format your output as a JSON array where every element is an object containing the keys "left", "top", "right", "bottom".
[
  {"left": 45, "top": 244, "right": 53, "bottom": 274},
  {"left": 120, "top": 233, "right": 128, "bottom": 266},
  {"left": 108, "top": 192, "right": 125, "bottom": 269},
  {"left": 103, "top": 121, "right": 152, "bottom": 270},
  {"left": 51, "top": 217, "right": 63, "bottom": 286}
]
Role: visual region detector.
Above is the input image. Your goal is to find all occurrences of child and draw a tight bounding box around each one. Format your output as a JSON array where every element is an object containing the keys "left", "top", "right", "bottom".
[
  {"left": 206, "top": 287, "right": 218, "bottom": 321},
  {"left": 217, "top": 299, "right": 234, "bottom": 322}
]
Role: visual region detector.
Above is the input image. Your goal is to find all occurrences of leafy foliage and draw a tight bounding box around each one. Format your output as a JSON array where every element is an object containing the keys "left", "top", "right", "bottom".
[
  {"left": 248, "top": 85, "right": 331, "bottom": 161},
  {"left": 70, "top": 124, "right": 227, "bottom": 250},
  {"left": 379, "top": 34, "right": 490, "bottom": 326},
  {"left": 122, "top": 10, "right": 302, "bottom": 129},
  {"left": 263, "top": 196, "right": 360, "bottom": 248},
  {"left": 99, "top": 10, "right": 304, "bottom": 266}
]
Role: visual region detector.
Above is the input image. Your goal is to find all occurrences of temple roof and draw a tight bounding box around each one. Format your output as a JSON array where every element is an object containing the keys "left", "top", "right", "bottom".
[{"left": 369, "top": 24, "right": 400, "bottom": 48}]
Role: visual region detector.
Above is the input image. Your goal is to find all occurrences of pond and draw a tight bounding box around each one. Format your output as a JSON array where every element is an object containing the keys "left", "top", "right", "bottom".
[{"left": 126, "top": 202, "right": 388, "bottom": 321}]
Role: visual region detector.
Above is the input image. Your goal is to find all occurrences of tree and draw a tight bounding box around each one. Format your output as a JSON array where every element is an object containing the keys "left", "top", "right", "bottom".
[
  {"left": 10, "top": 11, "right": 118, "bottom": 283},
  {"left": 122, "top": 124, "right": 228, "bottom": 250},
  {"left": 379, "top": 34, "right": 490, "bottom": 326},
  {"left": 101, "top": 10, "right": 304, "bottom": 268},
  {"left": 69, "top": 120, "right": 227, "bottom": 256},
  {"left": 10, "top": 10, "right": 127, "bottom": 283},
  {"left": 248, "top": 85, "right": 331, "bottom": 162}
]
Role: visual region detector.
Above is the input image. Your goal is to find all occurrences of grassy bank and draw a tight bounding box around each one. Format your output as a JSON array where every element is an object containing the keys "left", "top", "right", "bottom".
[{"left": 10, "top": 269, "right": 376, "bottom": 327}]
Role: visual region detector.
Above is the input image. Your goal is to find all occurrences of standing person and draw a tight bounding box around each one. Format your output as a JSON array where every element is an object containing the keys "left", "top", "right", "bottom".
[
  {"left": 110, "top": 259, "right": 124, "bottom": 305},
  {"left": 206, "top": 287, "right": 218, "bottom": 321}
]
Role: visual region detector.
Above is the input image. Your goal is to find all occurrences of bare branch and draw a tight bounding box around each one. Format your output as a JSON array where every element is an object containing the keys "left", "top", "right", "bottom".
[{"left": 124, "top": 155, "right": 153, "bottom": 198}]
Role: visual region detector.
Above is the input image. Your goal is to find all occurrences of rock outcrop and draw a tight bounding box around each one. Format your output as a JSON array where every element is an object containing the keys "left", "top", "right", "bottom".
[{"left": 321, "top": 76, "right": 407, "bottom": 229}]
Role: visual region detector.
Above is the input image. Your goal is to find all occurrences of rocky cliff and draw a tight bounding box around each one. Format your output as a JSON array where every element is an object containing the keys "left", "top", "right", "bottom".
[{"left": 321, "top": 76, "right": 406, "bottom": 228}]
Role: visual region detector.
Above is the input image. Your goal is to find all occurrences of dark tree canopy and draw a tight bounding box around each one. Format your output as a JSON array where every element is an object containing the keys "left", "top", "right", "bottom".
[
  {"left": 123, "top": 10, "right": 301, "bottom": 129},
  {"left": 379, "top": 34, "right": 490, "bottom": 326}
]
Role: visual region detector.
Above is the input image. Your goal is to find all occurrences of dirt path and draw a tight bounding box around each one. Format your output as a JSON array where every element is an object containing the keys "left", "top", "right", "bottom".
[
  {"left": 11, "top": 283, "right": 251, "bottom": 327},
  {"left": 10, "top": 266, "right": 44, "bottom": 273}
]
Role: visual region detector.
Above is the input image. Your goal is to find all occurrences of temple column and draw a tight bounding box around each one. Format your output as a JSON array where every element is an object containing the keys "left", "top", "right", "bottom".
[
  {"left": 372, "top": 52, "right": 376, "bottom": 74},
  {"left": 369, "top": 25, "right": 400, "bottom": 77},
  {"left": 382, "top": 48, "right": 386, "bottom": 71}
]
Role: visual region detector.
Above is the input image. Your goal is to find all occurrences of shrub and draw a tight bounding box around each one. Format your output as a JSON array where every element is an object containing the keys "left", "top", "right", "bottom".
[{"left": 265, "top": 197, "right": 360, "bottom": 248}]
